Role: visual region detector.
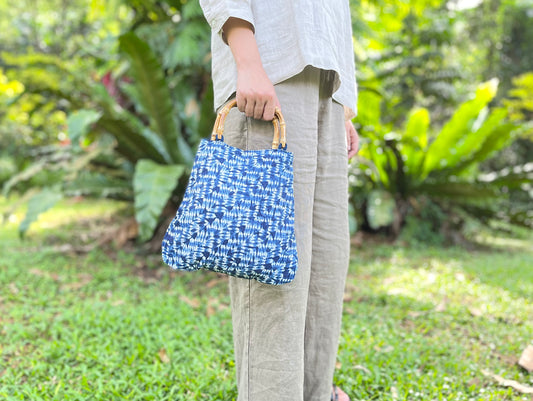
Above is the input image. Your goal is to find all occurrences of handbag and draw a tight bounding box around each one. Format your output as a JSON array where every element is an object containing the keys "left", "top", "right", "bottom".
[{"left": 161, "top": 99, "right": 298, "bottom": 285}]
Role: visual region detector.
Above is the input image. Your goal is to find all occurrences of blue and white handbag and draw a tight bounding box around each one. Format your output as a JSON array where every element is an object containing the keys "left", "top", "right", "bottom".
[{"left": 161, "top": 99, "right": 298, "bottom": 285}]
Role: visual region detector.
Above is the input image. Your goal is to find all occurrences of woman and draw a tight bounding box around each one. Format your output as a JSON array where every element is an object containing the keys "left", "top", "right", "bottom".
[{"left": 199, "top": 2, "right": 359, "bottom": 400}]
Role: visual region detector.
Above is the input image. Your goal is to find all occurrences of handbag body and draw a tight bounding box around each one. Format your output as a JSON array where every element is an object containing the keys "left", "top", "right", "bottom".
[{"left": 162, "top": 99, "right": 298, "bottom": 285}]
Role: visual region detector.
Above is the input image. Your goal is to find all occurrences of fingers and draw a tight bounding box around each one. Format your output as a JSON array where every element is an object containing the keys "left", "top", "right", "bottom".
[
  {"left": 352, "top": 131, "right": 359, "bottom": 154},
  {"left": 236, "top": 92, "right": 247, "bottom": 114},
  {"left": 253, "top": 100, "right": 265, "bottom": 120},
  {"left": 346, "top": 120, "right": 360, "bottom": 160},
  {"left": 346, "top": 123, "right": 352, "bottom": 150},
  {"left": 263, "top": 101, "right": 276, "bottom": 121},
  {"left": 348, "top": 144, "right": 358, "bottom": 159},
  {"left": 237, "top": 95, "right": 279, "bottom": 121},
  {"left": 235, "top": 66, "right": 280, "bottom": 121},
  {"left": 347, "top": 130, "right": 358, "bottom": 158}
]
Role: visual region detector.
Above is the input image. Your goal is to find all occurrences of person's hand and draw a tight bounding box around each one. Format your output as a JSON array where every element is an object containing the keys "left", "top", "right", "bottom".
[
  {"left": 223, "top": 17, "right": 280, "bottom": 121},
  {"left": 236, "top": 64, "right": 280, "bottom": 121},
  {"left": 346, "top": 120, "right": 359, "bottom": 159}
]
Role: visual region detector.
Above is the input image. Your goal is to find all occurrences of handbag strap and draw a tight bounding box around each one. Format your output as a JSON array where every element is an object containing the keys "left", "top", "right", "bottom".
[{"left": 210, "top": 99, "right": 287, "bottom": 150}]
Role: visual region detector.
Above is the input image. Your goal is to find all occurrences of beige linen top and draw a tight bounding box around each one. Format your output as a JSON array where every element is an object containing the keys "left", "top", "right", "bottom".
[{"left": 199, "top": 0, "right": 358, "bottom": 118}]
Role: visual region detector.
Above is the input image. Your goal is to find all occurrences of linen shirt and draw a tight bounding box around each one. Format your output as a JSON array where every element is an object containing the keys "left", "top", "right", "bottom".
[{"left": 200, "top": 0, "right": 358, "bottom": 117}]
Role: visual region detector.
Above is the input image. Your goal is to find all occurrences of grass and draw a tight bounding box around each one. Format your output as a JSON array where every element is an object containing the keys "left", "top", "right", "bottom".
[{"left": 1, "top": 197, "right": 532, "bottom": 400}]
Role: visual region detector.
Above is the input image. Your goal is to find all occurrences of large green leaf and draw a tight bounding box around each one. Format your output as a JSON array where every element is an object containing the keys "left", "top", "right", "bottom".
[
  {"left": 119, "top": 32, "right": 183, "bottom": 163},
  {"left": 2, "top": 161, "right": 45, "bottom": 197},
  {"left": 404, "top": 108, "right": 429, "bottom": 148},
  {"left": 402, "top": 107, "right": 430, "bottom": 179},
  {"left": 19, "top": 187, "right": 63, "bottom": 238},
  {"left": 358, "top": 140, "right": 391, "bottom": 188},
  {"left": 64, "top": 172, "right": 133, "bottom": 201},
  {"left": 97, "top": 116, "right": 158, "bottom": 163},
  {"left": 422, "top": 79, "right": 499, "bottom": 175},
  {"left": 353, "top": 88, "right": 382, "bottom": 128},
  {"left": 449, "top": 121, "right": 518, "bottom": 174},
  {"left": 92, "top": 84, "right": 171, "bottom": 164},
  {"left": 442, "top": 108, "right": 507, "bottom": 174},
  {"left": 133, "top": 159, "right": 186, "bottom": 242},
  {"left": 67, "top": 109, "right": 102, "bottom": 146}
]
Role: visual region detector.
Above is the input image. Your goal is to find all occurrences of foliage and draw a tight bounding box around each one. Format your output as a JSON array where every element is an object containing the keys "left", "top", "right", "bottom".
[
  {"left": 353, "top": 0, "right": 464, "bottom": 127},
  {"left": 503, "top": 72, "right": 533, "bottom": 124},
  {"left": 0, "top": 52, "right": 77, "bottom": 150},
  {"left": 133, "top": 160, "right": 186, "bottom": 241},
  {"left": 1, "top": 136, "right": 134, "bottom": 239},
  {"left": 397, "top": 198, "right": 447, "bottom": 246},
  {"left": 351, "top": 79, "right": 533, "bottom": 238},
  {"left": 17, "top": 187, "right": 64, "bottom": 238},
  {"left": 499, "top": 3, "right": 533, "bottom": 96},
  {"left": 0, "top": 69, "right": 25, "bottom": 185},
  {"left": 352, "top": 1, "right": 533, "bottom": 241},
  {"left": 0, "top": 0, "right": 125, "bottom": 56},
  {"left": 2, "top": 1, "right": 213, "bottom": 240},
  {"left": 482, "top": 73, "right": 533, "bottom": 223},
  {"left": 3, "top": 0, "right": 533, "bottom": 242},
  {"left": 0, "top": 0, "right": 127, "bottom": 148},
  {"left": 1, "top": 198, "right": 532, "bottom": 399},
  {"left": 0, "top": 0, "right": 132, "bottom": 236}
]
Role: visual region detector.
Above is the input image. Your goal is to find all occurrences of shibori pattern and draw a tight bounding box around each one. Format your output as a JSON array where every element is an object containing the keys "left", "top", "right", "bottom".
[{"left": 162, "top": 100, "right": 298, "bottom": 285}]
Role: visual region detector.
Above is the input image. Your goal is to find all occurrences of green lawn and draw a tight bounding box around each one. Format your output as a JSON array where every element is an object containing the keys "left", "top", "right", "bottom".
[{"left": 1, "top": 197, "right": 532, "bottom": 400}]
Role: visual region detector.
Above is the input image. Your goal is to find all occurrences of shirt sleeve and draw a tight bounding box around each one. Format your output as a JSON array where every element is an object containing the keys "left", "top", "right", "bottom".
[{"left": 199, "top": 0, "right": 255, "bottom": 38}]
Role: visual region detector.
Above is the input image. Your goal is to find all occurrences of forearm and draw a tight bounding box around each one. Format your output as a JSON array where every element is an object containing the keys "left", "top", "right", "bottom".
[
  {"left": 222, "top": 17, "right": 279, "bottom": 120},
  {"left": 223, "top": 18, "right": 262, "bottom": 74}
]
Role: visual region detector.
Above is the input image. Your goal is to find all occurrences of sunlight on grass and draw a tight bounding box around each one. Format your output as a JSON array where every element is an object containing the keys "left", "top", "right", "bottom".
[
  {"left": 1, "top": 196, "right": 130, "bottom": 238},
  {"left": 340, "top": 245, "right": 533, "bottom": 401},
  {"left": 375, "top": 250, "right": 533, "bottom": 320},
  {"left": 475, "top": 234, "right": 533, "bottom": 251},
  {"left": 1, "top": 197, "right": 532, "bottom": 400},
  {"left": 37, "top": 198, "right": 128, "bottom": 228}
]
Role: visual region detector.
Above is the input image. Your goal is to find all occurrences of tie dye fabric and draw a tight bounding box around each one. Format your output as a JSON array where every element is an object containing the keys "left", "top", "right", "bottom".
[{"left": 161, "top": 138, "right": 298, "bottom": 285}]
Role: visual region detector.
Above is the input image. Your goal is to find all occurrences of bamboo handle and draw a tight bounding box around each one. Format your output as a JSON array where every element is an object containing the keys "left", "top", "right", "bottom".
[{"left": 210, "top": 99, "right": 287, "bottom": 150}]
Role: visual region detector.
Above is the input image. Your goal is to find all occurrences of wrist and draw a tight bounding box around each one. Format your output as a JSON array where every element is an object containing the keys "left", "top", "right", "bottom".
[
  {"left": 236, "top": 57, "right": 265, "bottom": 75},
  {"left": 229, "top": 35, "right": 263, "bottom": 72},
  {"left": 344, "top": 106, "right": 355, "bottom": 121}
]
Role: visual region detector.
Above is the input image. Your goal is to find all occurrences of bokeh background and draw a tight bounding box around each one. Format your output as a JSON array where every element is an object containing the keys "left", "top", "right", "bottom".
[
  {"left": 1, "top": 0, "right": 532, "bottom": 245},
  {"left": 1, "top": 1, "right": 533, "bottom": 400}
]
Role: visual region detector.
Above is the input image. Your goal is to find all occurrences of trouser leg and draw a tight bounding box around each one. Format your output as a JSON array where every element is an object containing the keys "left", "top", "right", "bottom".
[
  {"left": 222, "top": 67, "right": 349, "bottom": 401},
  {"left": 303, "top": 73, "right": 350, "bottom": 401}
]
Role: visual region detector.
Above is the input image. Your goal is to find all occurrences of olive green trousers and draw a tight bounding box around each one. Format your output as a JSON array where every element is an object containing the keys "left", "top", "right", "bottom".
[{"left": 223, "top": 67, "right": 350, "bottom": 401}]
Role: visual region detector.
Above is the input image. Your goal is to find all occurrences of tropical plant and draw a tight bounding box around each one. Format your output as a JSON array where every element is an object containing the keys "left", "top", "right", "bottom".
[
  {"left": 3, "top": 1, "right": 214, "bottom": 242},
  {"left": 1, "top": 49, "right": 134, "bottom": 236},
  {"left": 503, "top": 72, "right": 533, "bottom": 124},
  {"left": 0, "top": 0, "right": 128, "bottom": 148},
  {"left": 5, "top": 0, "right": 533, "bottom": 245},
  {"left": 351, "top": 78, "right": 533, "bottom": 240},
  {"left": 0, "top": 69, "right": 25, "bottom": 186},
  {"left": 72, "top": 1, "right": 213, "bottom": 241},
  {"left": 352, "top": 0, "right": 465, "bottom": 128}
]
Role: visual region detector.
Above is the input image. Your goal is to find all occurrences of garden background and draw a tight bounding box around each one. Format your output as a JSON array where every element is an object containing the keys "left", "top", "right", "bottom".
[{"left": 1, "top": 0, "right": 532, "bottom": 399}]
